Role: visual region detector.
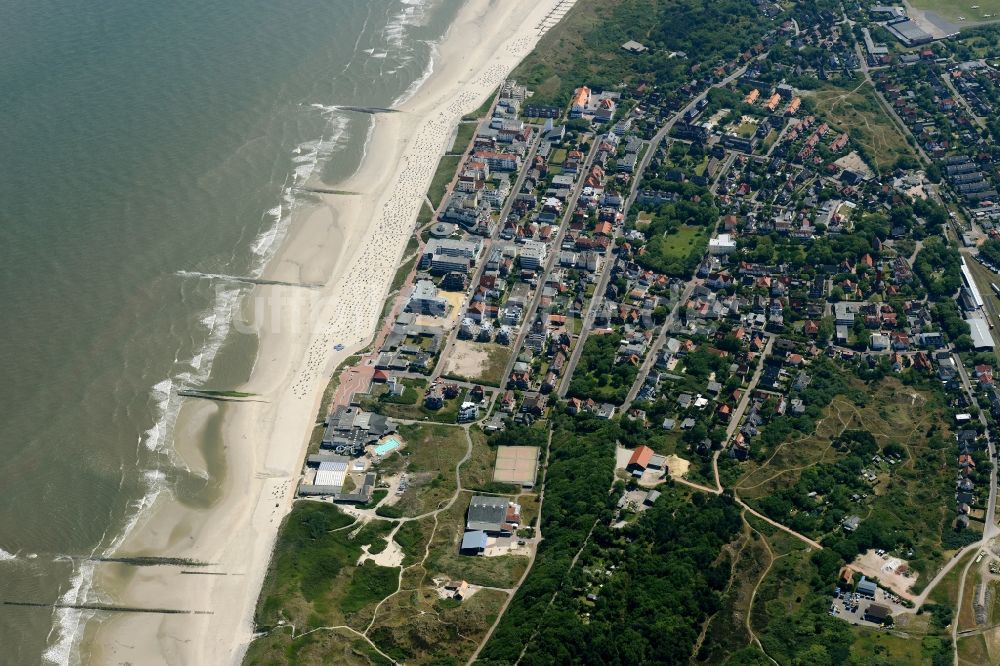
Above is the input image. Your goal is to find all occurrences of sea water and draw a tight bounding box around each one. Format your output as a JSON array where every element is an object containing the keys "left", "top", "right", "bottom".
[{"left": 0, "top": 0, "right": 464, "bottom": 662}]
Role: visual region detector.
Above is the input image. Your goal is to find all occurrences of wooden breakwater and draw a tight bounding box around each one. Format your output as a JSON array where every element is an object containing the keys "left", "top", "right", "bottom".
[{"left": 4, "top": 601, "right": 213, "bottom": 615}]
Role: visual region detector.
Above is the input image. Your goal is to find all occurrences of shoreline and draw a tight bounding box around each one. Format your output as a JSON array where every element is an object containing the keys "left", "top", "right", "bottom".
[{"left": 79, "top": 1, "right": 572, "bottom": 664}]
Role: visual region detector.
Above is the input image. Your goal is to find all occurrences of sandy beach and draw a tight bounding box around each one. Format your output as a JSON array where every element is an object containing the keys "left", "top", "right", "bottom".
[{"left": 81, "top": 1, "right": 572, "bottom": 663}]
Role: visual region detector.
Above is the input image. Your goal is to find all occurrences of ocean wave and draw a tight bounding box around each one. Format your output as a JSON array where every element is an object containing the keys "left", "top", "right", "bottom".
[
  {"left": 42, "top": 558, "right": 97, "bottom": 666},
  {"left": 46, "top": 2, "right": 447, "bottom": 661},
  {"left": 0, "top": 547, "right": 16, "bottom": 561},
  {"left": 396, "top": 38, "right": 438, "bottom": 107}
]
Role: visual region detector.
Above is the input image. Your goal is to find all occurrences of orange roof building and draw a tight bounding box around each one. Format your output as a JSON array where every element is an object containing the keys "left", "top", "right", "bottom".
[
  {"left": 627, "top": 445, "right": 654, "bottom": 471},
  {"left": 786, "top": 97, "right": 801, "bottom": 115},
  {"left": 572, "top": 86, "right": 591, "bottom": 109},
  {"left": 744, "top": 88, "right": 760, "bottom": 104},
  {"left": 764, "top": 93, "right": 781, "bottom": 111}
]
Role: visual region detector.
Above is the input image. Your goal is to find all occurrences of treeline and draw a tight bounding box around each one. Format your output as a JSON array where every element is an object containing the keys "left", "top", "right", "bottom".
[
  {"left": 567, "top": 333, "right": 638, "bottom": 404},
  {"left": 479, "top": 412, "right": 744, "bottom": 663},
  {"left": 478, "top": 414, "right": 617, "bottom": 663},
  {"left": 914, "top": 237, "right": 962, "bottom": 300},
  {"left": 511, "top": 0, "right": 774, "bottom": 107}
]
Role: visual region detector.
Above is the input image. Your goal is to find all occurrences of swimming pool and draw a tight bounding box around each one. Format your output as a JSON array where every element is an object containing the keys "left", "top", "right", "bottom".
[{"left": 374, "top": 438, "right": 401, "bottom": 456}]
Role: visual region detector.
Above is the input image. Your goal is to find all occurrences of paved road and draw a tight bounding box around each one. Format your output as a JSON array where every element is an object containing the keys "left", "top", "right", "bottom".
[
  {"left": 431, "top": 130, "right": 544, "bottom": 378},
  {"left": 621, "top": 282, "right": 697, "bottom": 410},
  {"left": 853, "top": 42, "right": 931, "bottom": 166},
  {"left": 562, "top": 59, "right": 762, "bottom": 399},
  {"left": 499, "top": 138, "right": 602, "bottom": 388},
  {"left": 466, "top": 427, "right": 553, "bottom": 664}
]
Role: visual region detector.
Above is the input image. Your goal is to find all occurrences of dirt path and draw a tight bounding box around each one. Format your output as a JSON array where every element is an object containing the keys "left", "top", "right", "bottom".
[
  {"left": 744, "top": 514, "right": 782, "bottom": 666},
  {"left": 466, "top": 427, "right": 552, "bottom": 664}
]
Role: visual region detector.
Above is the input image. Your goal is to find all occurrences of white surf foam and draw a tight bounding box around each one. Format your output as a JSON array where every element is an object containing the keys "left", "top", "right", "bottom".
[{"left": 0, "top": 547, "right": 16, "bottom": 561}]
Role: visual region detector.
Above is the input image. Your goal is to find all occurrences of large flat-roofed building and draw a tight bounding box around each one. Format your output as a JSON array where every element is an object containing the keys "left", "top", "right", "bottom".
[
  {"left": 968, "top": 317, "right": 995, "bottom": 350},
  {"left": 321, "top": 406, "right": 395, "bottom": 455},
  {"left": 466, "top": 495, "right": 521, "bottom": 535},
  {"left": 425, "top": 237, "right": 483, "bottom": 260},
  {"left": 885, "top": 18, "right": 933, "bottom": 46},
  {"left": 315, "top": 459, "right": 348, "bottom": 487},
  {"left": 493, "top": 446, "right": 540, "bottom": 487},
  {"left": 421, "top": 237, "right": 482, "bottom": 275},
  {"left": 519, "top": 240, "right": 547, "bottom": 270},
  {"left": 708, "top": 234, "right": 737, "bottom": 255},
  {"left": 406, "top": 279, "right": 448, "bottom": 317}
]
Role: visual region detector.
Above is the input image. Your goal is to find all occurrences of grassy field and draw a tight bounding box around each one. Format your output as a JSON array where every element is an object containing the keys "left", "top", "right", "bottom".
[
  {"left": 423, "top": 492, "right": 529, "bottom": 588},
  {"left": 244, "top": 628, "right": 392, "bottom": 666},
  {"left": 737, "top": 377, "right": 957, "bottom": 580},
  {"left": 660, "top": 224, "right": 709, "bottom": 259},
  {"left": 928, "top": 548, "right": 978, "bottom": 606},
  {"left": 958, "top": 633, "right": 991, "bottom": 665},
  {"left": 910, "top": 0, "right": 1000, "bottom": 23},
  {"left": 252, "top": 503, "right": 397, "bottom": 634},
  {"left": 376, "top": 423, "right": 467, "bottom": 518},
  {"left": 849, "top": 629, "right": 932, "bottom": 665},
  {"left": 367, "top": 390, "right": 465, "bottom": 424},
  {"left": 450, "top": 121, "right": 478, "bottom": 155},
  {"left": 428, "top": 155, "right": 462, "bottom": 208},
  {"left": 367, "top": 587, "right": 507, "bottom": 664},
  {"left": 807, "top": 81, "right": 916, "bottom": 170},
  {"left": 460, "top": 427, "right": 495, "bottom": 491}
]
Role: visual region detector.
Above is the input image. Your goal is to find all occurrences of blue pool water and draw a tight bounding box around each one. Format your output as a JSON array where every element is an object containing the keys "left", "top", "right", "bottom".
[{"left": 374, "top": 438, "right": 401, "bottom": 456}]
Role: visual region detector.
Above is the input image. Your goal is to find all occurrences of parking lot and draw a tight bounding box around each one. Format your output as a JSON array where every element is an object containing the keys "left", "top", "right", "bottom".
[{"left": 830, "top": 585, "right": 909, "bottom": 627}]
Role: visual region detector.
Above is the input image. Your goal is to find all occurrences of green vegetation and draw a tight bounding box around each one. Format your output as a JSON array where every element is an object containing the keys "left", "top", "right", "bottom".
[
  {"left": 566, "top": 333, "right": 639, "bottom": 404},
  {"left": 364, "top": 385, "right": 467, "bottom": 423},
  {"left": 252, "top": 503, "right": 397, "bottom": 635},
  {"left": 630, "top": 179, "right": 717, "bottom": 277},
  {"left": 375, "top": 423, "right": 467, "bottom": 518},
  {"left": 482, "top": 422, "right": 745, "bottom": 664},
  {"left": 450, "top": 121, "right": 478, "bottom": 155},
  {"left": 460, "top": 427, "right": 497, "bottom": 492},
  {"left": 979, "top": 237, "right": 1000, "bottom": 268},
  {"left": 512, "top": 0, "right": 771, "bottom": 106},
  {"left": 807, "top": 81, "right": 916, "bottom": 170},
  {"left": 428, "top": 155, "right": 462, "bottom": 209},
  {"left": 737, "top": 376, "right": 964, "bottom": 583},
  {"left": 244, "top": 629, "right": 391, "bottom": 666},
  {"left": 367, "top": 587, "right": 507, "bottom": 664},
  {"left": 914, "top": 237, "right": 963, "bottom": 300},
  {"left": 415, "top": 201, "right": 433, "bottom": 229},
  {"left": 342, "top": 561, "right": 399, "bottom": 614}
]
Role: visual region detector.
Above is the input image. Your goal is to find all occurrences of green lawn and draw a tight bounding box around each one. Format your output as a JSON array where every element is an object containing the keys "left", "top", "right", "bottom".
[
  {"left": 450, "top": 121, "right": 478, "bottom": 155},
  {"left": 660, "top": 224, "right": 709, "bottom": 259},
  {"left": 251, "top": 503, "right": 397, "bottom": 634},
  {"left": 428, "top": 155, "right": 462, "bottom": 208},
  {"left": 376, "top": 423, "right": 468, "bottom": 518},
  {"left": 807, "top": 82, "right": 915, "bottom": 170}
]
